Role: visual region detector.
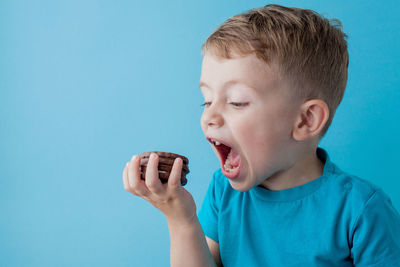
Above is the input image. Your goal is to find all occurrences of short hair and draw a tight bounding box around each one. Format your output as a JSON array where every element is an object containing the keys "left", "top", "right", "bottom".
[{"left": 201, "top": 4, "right": 349, "bottom": 137}]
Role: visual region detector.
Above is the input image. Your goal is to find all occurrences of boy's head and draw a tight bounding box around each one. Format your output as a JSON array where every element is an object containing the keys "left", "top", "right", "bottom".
[{"left": 200, "top": 5, "right": 349, "bottom": 191}]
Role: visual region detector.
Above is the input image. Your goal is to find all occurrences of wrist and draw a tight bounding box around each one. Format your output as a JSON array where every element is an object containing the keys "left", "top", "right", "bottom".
[{"left": 166, "top": 212, "right": 198, "bottom": 231}]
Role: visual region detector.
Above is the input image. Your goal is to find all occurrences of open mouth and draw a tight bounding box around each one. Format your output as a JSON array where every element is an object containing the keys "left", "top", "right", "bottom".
[{"left": 207, "top": 138, "right": 241, "bottom": 177}]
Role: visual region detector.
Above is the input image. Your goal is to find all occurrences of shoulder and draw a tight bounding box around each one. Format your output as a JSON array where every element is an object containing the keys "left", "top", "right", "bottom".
[
  {"left": 320, "top": 148, "right": 382, "bottom": 205},
  {"left": 211, "top": 168, "right": 226, "bottom": 186},
  {"left": 336, "top": 173, "right": 381, "bottom": 201},
  {"left": 340, "top": 177, "right": 400, "bottom": 265},
  {"left": 206, "top": 168, "right": 243, "bottom": 208},
  {"left": 322, "top": 161, "right": 399, "bottom": 227},
  {"left": 210, "top": 168, "right": 235, "bottom": 197},
  {"left": 341, "top": 173, "right": 396, "bottom": 215},
  {"left": 326, "top": 164, "right": 383, "bottom": 207}
]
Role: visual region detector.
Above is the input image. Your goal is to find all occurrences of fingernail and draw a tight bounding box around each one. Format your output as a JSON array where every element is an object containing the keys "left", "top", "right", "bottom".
[
  {"left": 131, "top": 155, "right": 138, "bottom": 161},
  {"left": 150, "top": 153, "right": 157, "bottom": 159}
]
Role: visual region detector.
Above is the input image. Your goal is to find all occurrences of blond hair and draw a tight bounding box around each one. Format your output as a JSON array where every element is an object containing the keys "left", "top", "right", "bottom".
[{"left": 201, "top": 4, "right": 349, "bottom": 137}]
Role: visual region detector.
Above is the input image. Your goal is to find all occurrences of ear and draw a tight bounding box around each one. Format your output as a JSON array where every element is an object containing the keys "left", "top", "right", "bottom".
[{"left": 292, "top": 99, "right": 330, "bottom": 141}]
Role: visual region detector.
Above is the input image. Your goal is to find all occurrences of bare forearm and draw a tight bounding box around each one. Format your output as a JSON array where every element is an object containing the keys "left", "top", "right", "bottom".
[{"left": 168, "top": 217, "right": 217, "bottom": 267}]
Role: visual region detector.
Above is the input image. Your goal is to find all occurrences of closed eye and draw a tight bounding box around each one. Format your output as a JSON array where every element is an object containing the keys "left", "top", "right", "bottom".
[
  {"left": 230, "top": 102, "right": 249, "bottom": 107},
  {"left": 201, "top": 102, "right": 249, "bottom": 108}
]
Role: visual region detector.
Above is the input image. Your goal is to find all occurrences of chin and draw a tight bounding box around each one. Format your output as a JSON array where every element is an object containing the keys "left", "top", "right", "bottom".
[{"left": 228, "top": 180, "right": 253, "bottom": 192}]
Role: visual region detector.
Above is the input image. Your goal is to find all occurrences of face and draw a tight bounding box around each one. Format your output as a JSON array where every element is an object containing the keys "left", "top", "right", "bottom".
[{"left": 200, "top": 52, "right": 301, "bottom": 191}]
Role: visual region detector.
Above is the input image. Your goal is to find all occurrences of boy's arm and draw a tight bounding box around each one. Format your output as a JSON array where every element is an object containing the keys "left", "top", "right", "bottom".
[
  {"left": 206, "top": 236, "right": 223, "bottom": 267},
  {"left": 123, "top": 153, "right": 217, "bottom": 267},
  {"left": 351, "top": 189, "right": 400, "bottom": 266},
  {"left": 168, "top": 218, "right": 218, "bottom": 267}
]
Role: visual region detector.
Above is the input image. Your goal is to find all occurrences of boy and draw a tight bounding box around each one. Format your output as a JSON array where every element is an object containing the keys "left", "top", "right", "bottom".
[{"left": 123, "top": 4, "right": 400, "bottom": 266}]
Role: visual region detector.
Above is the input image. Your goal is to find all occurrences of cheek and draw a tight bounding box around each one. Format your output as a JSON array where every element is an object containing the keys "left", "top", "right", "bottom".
[
  {"left": 231, "top": 115, "right": 255, "bottom": 141},
  {"left": 234, "top": 113, "right": 278, "bottom": 146},
  {"left": 233, "top": 116, "right": 274, "bottom": 163},
  {"left": 234, "top": 111, "right": 291, "bottom": 162}
]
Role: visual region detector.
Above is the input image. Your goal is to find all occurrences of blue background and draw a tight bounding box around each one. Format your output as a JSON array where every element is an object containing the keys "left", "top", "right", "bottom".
[{"left": 1, "top": 0, "right": 399, "bottom": 266}]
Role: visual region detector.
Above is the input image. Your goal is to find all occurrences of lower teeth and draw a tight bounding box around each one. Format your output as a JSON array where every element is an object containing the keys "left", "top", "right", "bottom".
[{"left": 224, "top": 158, "right": 237, "bottom": 172}]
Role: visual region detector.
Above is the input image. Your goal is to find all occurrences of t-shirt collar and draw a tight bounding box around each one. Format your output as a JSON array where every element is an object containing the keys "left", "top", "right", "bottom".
[{"left": 252, "top": 147, "right": 335, "bottom": 202}]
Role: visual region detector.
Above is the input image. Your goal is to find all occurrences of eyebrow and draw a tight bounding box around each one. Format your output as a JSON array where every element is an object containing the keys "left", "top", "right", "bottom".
[{"left": 199, "top": 80, "right": 256, "bottom": 92}]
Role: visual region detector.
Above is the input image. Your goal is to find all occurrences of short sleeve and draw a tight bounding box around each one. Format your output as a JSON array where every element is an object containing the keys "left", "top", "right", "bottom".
[
  {"left": 350, "top": 189, "right": 400, "bottom": 266},
  {"left": 198, "top": 170, "right": 222, "bottom": 243}
]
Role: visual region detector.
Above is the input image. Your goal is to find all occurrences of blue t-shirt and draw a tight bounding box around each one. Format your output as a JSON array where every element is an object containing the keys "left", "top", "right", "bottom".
[{"left": 198, "top": 148, "right": 400, "bottom": 266}]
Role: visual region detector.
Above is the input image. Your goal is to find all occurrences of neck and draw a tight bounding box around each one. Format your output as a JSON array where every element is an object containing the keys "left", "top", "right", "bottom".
[{"left": 259, "top": 147, "right": 324, "bottom": 191}]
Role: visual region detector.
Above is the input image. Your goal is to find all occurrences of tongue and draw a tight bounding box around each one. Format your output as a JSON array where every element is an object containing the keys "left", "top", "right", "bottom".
[{"left": 227, "top": 147, "right": 240, "bottom": 167}]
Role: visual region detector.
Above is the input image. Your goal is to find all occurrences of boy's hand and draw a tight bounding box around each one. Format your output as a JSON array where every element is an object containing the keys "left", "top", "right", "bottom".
[{"left": 123, "top": 153, "right": 197, "bottom": 226}]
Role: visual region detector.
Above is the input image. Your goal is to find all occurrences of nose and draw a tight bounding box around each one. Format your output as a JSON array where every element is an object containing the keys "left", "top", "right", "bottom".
[{"left": 201, "top": 103, "right": 224, "bottom": 128}]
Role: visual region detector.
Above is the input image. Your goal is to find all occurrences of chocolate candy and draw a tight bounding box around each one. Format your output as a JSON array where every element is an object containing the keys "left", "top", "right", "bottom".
[{"left": 139, "top": 151, "right": 189, "bottom": 186}]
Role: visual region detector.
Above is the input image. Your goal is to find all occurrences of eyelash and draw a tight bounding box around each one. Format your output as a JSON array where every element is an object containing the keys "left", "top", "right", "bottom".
[{"left": 200, "top": 102, "right": 249, "bottom": 107}]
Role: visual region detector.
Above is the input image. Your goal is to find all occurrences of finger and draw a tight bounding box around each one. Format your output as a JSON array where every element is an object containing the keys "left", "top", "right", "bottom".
[
  {"left": 145, "top": 152, "right": 164, "bottom": 194},
  {"left": 168, "top": 157, "right": 183, "bottom": 189},
  {"left": 128, "top": 155, "right": 150, "bottom": 196},
  {"left": 123, "top": 162, "right": 129, "bottom": 190}
]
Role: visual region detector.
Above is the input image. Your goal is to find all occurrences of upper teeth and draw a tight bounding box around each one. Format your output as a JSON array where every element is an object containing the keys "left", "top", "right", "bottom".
[{"left": 213, "top": 140, "right": 221, "bottom": 146}]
